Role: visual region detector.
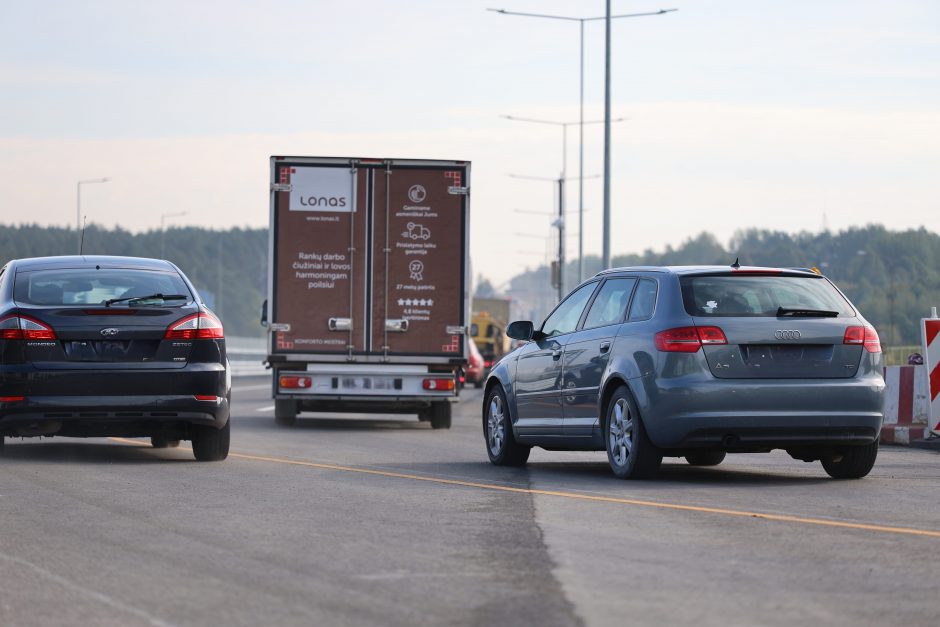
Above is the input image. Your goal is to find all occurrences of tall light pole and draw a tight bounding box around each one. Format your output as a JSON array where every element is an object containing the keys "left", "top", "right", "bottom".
[
  {"left": 488, "top": 6, "right": 676, "bottom": 272},
  {"left": 76, "top": 177, "right": 109, "bottom": 253},
  {"left": 501, "top": 114, "right": 625, "bottom": 282},
  {"left": 160, "top": 211, "right": 187, "bottom": 259}
]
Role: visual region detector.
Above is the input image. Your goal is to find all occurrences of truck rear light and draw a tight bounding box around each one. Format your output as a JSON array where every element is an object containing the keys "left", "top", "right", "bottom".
[
  {"left": 0, "top": 396, "right": 25, "bottom": 402},
  {"left": 423, "top": 378, "right": 455, "bottom": 391},
  {"left": 844, "top": 326, "right": 881, "bottom": 353},
  {"left": 655, "top": 326, "right": 727, "bottom": 352},
  {"left": 165, "top": 313, "right": 224, "bottom": 340},
  {"left": 0, "top": 315, "right": 57, "bottom": 340},
  {"left": 279, "top": 375, "right": 312, "bottom": 389},
  {"left": 484, "top": 360, "right": 492, "bottom": 368}
]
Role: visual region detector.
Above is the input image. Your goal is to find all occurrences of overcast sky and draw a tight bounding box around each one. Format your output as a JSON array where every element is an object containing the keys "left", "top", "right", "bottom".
[{"left": 1, "top": 0, "right": 938, "bottom": 286}]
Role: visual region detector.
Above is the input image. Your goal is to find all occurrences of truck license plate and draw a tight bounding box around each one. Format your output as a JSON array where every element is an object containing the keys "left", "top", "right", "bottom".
[{"left": 340, "top": 376, "right": 395, "bottom": 390}]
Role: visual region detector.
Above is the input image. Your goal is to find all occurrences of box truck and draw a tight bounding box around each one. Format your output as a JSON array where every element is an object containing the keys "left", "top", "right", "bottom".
[{"left": 263, "top": 156, "right": 470, "bottom": 429}]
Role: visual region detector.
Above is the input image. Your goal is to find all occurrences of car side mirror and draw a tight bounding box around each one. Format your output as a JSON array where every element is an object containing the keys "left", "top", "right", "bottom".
[
  {"left": 506, "top": 320, "right": 534, "bottom": 341},
  {"left": 260, "top": 299, "right": 268, "bottom": 327}
]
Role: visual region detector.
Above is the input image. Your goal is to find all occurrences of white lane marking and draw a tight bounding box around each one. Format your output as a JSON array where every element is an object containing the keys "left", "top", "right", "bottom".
[
  {"left": 233, "top": 383, "right": 272, "bottom": 392},
  {"left": 0, "top": 551, "right": 176, "bottom": 627},
  {"left": 255, "top": 405, "right": 275, "bottom": 413}
]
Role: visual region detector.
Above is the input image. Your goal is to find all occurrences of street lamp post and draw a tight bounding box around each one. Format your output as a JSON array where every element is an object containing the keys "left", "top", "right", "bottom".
[
  {"left": 160, "top": 211, "right": 188, "bottom": 259},
  {"left": 76, "top": 177, "right": 110, "bottom": 253},
  {"left": 501, "top": 114, "right": 625, "bottom": 282},
  {"left": 488, "top": 6, "right": 676, "bottom": 272}
]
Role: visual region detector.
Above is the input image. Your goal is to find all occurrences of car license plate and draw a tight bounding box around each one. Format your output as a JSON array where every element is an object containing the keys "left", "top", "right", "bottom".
[{"left": 339, "top": 376, "right": 395, "bottom": 391}]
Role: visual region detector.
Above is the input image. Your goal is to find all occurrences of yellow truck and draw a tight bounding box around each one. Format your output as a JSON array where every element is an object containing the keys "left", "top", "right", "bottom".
[{"left": 470, "top": 298, "right": 511, "bottom": 376}]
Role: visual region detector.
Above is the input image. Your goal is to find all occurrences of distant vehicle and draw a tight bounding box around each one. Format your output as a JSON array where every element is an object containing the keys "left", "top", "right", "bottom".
[
  {"left": 471, "top": 297, "right": 511, "bottom": 377},
  {"left": 484, "top": 265, "right": 885, "bottom": 479},
  {"left": 464, "top": 337, "right": 484, "bottom": 388},
  {"left": 263, "top": 156, "right": 470, "bottom": 429},
  {"left": 0, "top": 256, "right": 231, "bottom": 461}
]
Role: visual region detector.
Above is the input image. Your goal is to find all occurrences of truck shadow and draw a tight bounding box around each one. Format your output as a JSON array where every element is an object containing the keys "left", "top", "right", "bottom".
[
  {"left": 0, "top": 440, "right": 191, "bottom": 464},
  {"left": 235, "top": 414, "right": 428, "bottom": 432}
]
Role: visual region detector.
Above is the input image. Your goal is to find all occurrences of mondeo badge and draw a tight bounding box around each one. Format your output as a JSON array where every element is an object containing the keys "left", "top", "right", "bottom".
[
  {"left": 774, "top": 330, "right": 801, "bottom": 340},
  {"left": 100, "top": 328, "right": 120, "bottom": 337}
]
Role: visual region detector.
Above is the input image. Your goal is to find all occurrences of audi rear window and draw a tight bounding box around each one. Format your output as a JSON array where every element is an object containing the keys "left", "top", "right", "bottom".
[
  {"left": 14, "top": 268, "right": 193, "bottom": 306},
  {"left": 679, "top": 275, "right": 854, "bottom": 318}
]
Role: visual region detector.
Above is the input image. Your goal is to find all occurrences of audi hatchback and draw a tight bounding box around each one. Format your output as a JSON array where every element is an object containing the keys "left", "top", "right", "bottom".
[
  {"left": 0, "top": 256, "right": 230, "bottom": 460},
  {"left": 483, "top": 265, "right": 885, "bottom": 479}
]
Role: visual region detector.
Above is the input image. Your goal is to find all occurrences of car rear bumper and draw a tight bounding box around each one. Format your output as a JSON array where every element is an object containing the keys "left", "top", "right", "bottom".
[
  {"left": 638, "top": 372, "right": 885, "bottom": 450},
  {"left": 0, "top": 363, "right": 229, "bottom": 437}
]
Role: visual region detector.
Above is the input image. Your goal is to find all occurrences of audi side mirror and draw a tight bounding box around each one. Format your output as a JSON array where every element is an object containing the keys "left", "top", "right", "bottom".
[
  {"left": 506, "top": 320, "right": 534, "bottom": 341},
  {"left": 260, "top": 300, "right": 268, "bottom": 327}
]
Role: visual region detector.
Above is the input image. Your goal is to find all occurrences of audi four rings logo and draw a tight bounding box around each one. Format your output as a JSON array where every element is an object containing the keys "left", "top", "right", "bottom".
[
  {"left": 774, "top": 330, "right": 802, "bottom": 340},
  {"left": 100, "top": 328, "right": 120, "bottom": 337}
]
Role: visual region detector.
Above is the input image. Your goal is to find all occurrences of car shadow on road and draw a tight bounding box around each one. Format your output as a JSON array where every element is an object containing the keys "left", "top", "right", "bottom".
[
  {"left": 522, "top": 460, "right": 832, "bottom": 486},
  {"left": 0, "top": 440, "right": 192, "bottom": 464}
]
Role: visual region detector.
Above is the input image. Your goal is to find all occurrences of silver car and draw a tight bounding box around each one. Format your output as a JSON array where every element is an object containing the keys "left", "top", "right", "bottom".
[{"left": 483, "top": 265, "right": 885, "bottom": 479}]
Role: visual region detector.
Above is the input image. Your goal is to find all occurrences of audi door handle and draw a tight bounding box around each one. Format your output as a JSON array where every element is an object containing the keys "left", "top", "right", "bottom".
[
  {"left": 600, "top": 341, "right": 611, "bottom": 353},
  {"left": 552, "top": 349, "right": 562, "bottom": 360}
]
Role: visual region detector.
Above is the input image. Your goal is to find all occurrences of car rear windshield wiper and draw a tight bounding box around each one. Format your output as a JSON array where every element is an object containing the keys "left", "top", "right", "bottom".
[
  {"left": 104, "top": 293, "right": 188, "bottom": 307},
  {"left": 776, "top": 306, "right": 839, "bottom": 317}
]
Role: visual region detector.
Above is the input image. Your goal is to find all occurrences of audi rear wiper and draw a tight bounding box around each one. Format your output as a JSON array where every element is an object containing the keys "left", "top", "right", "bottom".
[
  {"left": 104, "top": 293, "right": 188, "bottom": 307},
  {"left": 776, "top": 306, "right": 839, "bottom": 318}
]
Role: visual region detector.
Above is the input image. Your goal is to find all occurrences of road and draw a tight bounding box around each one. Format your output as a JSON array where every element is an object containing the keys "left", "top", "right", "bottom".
[{"left": 2, "top": 375, "right": 939, "bottom": 627}]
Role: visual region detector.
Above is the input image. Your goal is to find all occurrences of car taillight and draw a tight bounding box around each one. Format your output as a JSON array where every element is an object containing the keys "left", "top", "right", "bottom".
[
  {"left": 164, "top": 313, "right": 224, "bottom": 339},
  {"left": 423, "top": 378, "right": 455, "bottom": 391},
  {"left": 484, "top": 360, "right": 492, "bottom": 368},
  {"left": 844, "top": 326, "right": 881, "bottom": 353},
  {"left": 655, "top": 326, "right": 727, "bottom": 353},
  {"left": 0, "top": 396, "right": 25, "bottom": 403},
  {"left": 279, "top": 375, "right": 312, "bottom": 389},
  {"left": 0, "top": 315, "right": 57, "bottom": 340},
  {"left": 194, "top": 395, "right": 219, "bottom": 402}
]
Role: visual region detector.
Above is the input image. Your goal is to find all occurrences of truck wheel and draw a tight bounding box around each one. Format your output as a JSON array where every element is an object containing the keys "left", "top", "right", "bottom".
[
  {"left": 821, "top": 441, "right": 878, "bottom": 479},
  {"left": 430, "top": 402, "right": 451, "bottom": 429},
  {"left": 484, "top": 385, "right": 529, "bottom": 466},
  {"left": 151, "top": 436, "right": 180, "bottom": 449},
  {"left": 275, "top": 399, "right": 297, "bottom": 427},
  {"left": 191, "top": 420, "right": 230, "bottom": 462},
  {"left": 685, "top": 451, "right": 726, "bottom": 466},
  {"left": 605, "top": 386, "right": 662, "bottom": 479}
]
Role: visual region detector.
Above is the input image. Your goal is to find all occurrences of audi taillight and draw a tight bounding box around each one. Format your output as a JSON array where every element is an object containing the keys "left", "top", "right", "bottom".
[
  {"left": 423, "top": 378, "right": 455, "bottom": 391},
  {"left": 844, "top": 326, "right": 881, "bottom": 353},
  {"left": 655, "top": 326, "right": 727, "bottom": 353},
  {"left": 164, "top": 313, "right": 224, "bottom": 340},
  {"left": 0, "top": 315, "right": 57, "bottom": 340}
]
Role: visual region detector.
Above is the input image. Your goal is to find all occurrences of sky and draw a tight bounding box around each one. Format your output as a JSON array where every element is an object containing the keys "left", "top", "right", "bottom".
[{"left": 1, "top": 0, "right": 938, "bottom": 286}]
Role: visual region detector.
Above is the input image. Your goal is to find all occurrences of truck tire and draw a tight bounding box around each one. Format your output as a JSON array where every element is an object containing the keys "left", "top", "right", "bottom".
[
  {"left": 275, "top": 399, "right": 298, "bottom": 427},
  {"left": 191, "top": 420, "right": 230, "bottom": 462},
  {"left": 821, "top": 441, "right": 878, "bottom": 479},
  {"left": 429, "top": 402, "right": 452, "bottom": 430}
]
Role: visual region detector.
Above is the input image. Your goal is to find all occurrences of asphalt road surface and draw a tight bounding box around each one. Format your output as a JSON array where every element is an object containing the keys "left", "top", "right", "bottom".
[{"left": 2, "top": 375, "right": 939, "bottom": 627}]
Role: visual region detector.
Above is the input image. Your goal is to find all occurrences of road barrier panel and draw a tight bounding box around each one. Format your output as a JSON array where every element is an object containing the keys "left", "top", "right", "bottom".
[
  {"left": 921, "top": 314, "right": 940, "bottom": 437},
  {"left": 881, "top": 365, "right": 930, "bottom": 444}
]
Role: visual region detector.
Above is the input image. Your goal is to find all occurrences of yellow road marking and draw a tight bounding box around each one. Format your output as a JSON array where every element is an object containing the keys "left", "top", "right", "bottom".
[{"left": 109, "top": 437, "right": 940, "bottom": 540}]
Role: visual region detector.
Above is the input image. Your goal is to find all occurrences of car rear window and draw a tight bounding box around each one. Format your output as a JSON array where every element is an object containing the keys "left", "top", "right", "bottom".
[
  {"left": 14, "top": 268, "right": 193, "bottom": 306},
  {"left": 679, "top": 275, "right": 854, "bottom": 317}
]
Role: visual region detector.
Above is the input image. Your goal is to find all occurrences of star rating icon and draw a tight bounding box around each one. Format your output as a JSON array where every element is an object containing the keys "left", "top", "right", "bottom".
[{"left": 396, "top": 298, "right": 435, "bottom": 307}]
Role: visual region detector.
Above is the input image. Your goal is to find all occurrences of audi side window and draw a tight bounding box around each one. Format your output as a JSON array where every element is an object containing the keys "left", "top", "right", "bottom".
[
  {"left": 540, "top": 283, "right": 597, "bottom": 338},
  {"left": 628, "top": 279, "right": 658, "bottom": 321},
  {"left": 584, "top": 278, "right": 637, "bottom": 330}
]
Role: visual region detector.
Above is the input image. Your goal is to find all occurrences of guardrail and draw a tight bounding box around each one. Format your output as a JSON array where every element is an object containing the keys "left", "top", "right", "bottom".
[{"left": 227, "top": 335, "right": 268, "bottom": 377}]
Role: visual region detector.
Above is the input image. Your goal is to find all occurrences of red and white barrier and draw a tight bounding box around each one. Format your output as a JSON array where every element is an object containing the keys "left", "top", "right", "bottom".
[
  {"left": 922, "top": 316, "right": 940, "bottom": 437},
  {"left": 881, "top": 365, "right": 930, "bottom": 444}
]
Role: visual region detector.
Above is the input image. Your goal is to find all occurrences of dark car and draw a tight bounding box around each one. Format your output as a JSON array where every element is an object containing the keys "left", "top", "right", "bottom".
[
  {"left": 483, "top": 265, "right": 885, "bottom": 479},
  {"left": 0, "top": 256, "right": 230, "bottom": 460}
]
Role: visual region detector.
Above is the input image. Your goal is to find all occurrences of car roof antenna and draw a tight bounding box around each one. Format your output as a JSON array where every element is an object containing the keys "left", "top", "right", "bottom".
[
  {"left": 730, "top": 257, "right": 740, "bottom": 269},
  {"left": 79, "top": 215, "right": 88, "bottom": 256}
]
